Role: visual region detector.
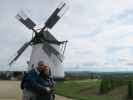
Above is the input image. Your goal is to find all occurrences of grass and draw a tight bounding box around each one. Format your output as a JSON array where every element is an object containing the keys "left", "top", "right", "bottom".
[{"left": 55, "top": 79, "right": 128, "bottom": 100}]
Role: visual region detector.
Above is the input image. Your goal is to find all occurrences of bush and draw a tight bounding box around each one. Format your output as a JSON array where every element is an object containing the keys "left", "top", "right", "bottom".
[
  {"left": 99, "top": 78, "right": 129, "bottom": 94},
  {"left": 99, "top": 79, "right": 111, "bottom": 94},
  {"left": 128, "top": 80, "right": 133, "bottom": 98}
]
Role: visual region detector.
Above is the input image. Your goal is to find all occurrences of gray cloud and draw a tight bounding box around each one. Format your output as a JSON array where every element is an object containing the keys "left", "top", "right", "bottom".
[{"left": 1, "top": 0, "right": 133, "bottom": 71}]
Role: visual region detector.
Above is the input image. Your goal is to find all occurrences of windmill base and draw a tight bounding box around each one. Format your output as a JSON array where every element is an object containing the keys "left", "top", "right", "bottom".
[{"left": 29, "top": 44, "right": 65, "bottom": 79}]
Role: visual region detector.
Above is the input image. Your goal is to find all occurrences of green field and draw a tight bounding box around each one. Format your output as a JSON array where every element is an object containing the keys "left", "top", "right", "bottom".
[{"left": 55, "top": 79, "right": 129, "bottom": 100}]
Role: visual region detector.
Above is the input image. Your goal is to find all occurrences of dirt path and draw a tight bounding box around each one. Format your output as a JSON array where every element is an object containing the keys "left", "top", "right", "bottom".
[
  {"left": 0, "top": 95, "right": 73, "bottom": 100},
  {"left": 0, "top": 81, "right": 73, "bottom": 100},
  {"left": 55, "top": 95, "right": 73, "bottom": 100}
]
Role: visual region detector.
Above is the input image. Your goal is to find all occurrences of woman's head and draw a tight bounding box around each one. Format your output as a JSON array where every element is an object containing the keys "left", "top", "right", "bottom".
[{"left": 37, "top": 61, "right": 49, "bottom": 76}]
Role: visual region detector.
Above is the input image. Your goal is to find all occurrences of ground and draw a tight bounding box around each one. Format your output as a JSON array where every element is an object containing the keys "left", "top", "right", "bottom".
[
  {"left": 0, "top": 81, "right": 72, "bottom": 100},
  {"left": 0, "top": 79, "right": 128, "bottom": 100},
  {"left": 55, "top": 79, "right": 128, "bottom": 100}
]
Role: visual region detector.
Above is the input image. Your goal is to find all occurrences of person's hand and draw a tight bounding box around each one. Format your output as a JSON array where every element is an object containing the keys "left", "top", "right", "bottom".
[
  {"left": 45, "top": 87, "right": 51, "bottom": 93},
  {"left": 50, "top": 87, "right": 55, "bottom": 93}
]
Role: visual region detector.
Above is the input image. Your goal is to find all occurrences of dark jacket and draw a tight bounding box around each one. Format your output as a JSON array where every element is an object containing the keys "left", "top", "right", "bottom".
[{"left": 21, "top": 69, "right": 55, "bottom": 100}]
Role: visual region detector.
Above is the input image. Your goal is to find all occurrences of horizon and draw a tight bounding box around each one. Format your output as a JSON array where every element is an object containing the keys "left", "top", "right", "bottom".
[{"left": 0, "top": 64, "right": 133, "bottom": 72}]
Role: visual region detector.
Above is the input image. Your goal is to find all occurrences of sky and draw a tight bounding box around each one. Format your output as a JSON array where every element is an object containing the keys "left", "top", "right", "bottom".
[{"left": 1, "top": 0, "right": 133, "bottom": 71}]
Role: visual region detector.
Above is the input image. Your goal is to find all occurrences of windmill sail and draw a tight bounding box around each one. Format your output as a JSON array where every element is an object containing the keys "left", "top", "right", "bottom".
[
  {"left": 42, "top": 30, "right": 63, "bottom": 45},
  {"left": 16, "top": 11, "right": 36, "bottom": 30},
  {"left": 9, "top": 42, "right": 31, "bottom": 65},
  {"left": 41, "top": 31, "right": 65, "bottom": 62},
  {"left": 44, "top": 2, "right": 67, "bottom": 29},
  {"left": 42, "top": 43, "right": 63, "bottom": 62}
]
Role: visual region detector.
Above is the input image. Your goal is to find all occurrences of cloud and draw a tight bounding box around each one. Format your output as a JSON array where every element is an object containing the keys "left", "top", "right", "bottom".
[
  {"left": 62, "top": 0, "right": 133, "bottom": 69},
  {"left": 1, "top": 0, "right": 133, "bottom": 71}
]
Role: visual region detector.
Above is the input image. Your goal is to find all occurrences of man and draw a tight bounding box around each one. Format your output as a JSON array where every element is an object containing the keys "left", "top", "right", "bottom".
[{"left": 21, "top": 61, "right": 55, "bottom": 100}]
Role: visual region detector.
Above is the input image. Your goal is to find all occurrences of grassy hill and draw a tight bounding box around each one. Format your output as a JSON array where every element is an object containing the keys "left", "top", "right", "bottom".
[{"left": 55, "top": 79, "right": 129, "bottom": 100}]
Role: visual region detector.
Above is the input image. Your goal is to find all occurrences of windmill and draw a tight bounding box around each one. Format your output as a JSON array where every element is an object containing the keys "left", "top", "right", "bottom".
[{"left": 9, "top": 2, "right": 68, "bottom": 79}]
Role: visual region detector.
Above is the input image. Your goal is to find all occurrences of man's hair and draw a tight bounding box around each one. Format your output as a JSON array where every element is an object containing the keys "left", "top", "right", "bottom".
[{"left": 38, "top": 61, "right": 44, "bottom": 66}]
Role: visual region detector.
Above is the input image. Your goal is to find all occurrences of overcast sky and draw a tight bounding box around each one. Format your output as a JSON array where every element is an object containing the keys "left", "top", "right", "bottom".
[{"left": 1, "top": 0, "right": 133, "bottom": 71}]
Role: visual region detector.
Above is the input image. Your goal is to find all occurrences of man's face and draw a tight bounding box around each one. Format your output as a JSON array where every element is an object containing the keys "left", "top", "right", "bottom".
[
  {"left": 43, "top": 65, "right": 49, "bottom": 76},
  {"left": 38, "top": 64, "right": 44, "bottom": 72},
  {"left": 38, "top": 64, "right": 49, "bottom": 76}
]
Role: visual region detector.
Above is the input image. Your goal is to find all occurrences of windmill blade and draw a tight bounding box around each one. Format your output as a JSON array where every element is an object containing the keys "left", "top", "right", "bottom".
[
  {"left": 16, "top": 11, "right": 36, "bottom": 30},
  {"left": 42, "top": 43, "right": 63, "bottom": 62},
  {"left": 44, "top": 2, "right": 68, "bottom": 29},
  {"left": 9, "top": 41, "right": 31, "bottom": 65},
  {"left": 42, "top": 30, "right": 63, "bottom": 45}
]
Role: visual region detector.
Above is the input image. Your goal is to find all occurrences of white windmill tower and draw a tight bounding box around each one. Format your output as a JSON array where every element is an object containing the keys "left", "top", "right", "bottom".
[{"left": 9, "top": 2, "right": 68, "bottom": 80}]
